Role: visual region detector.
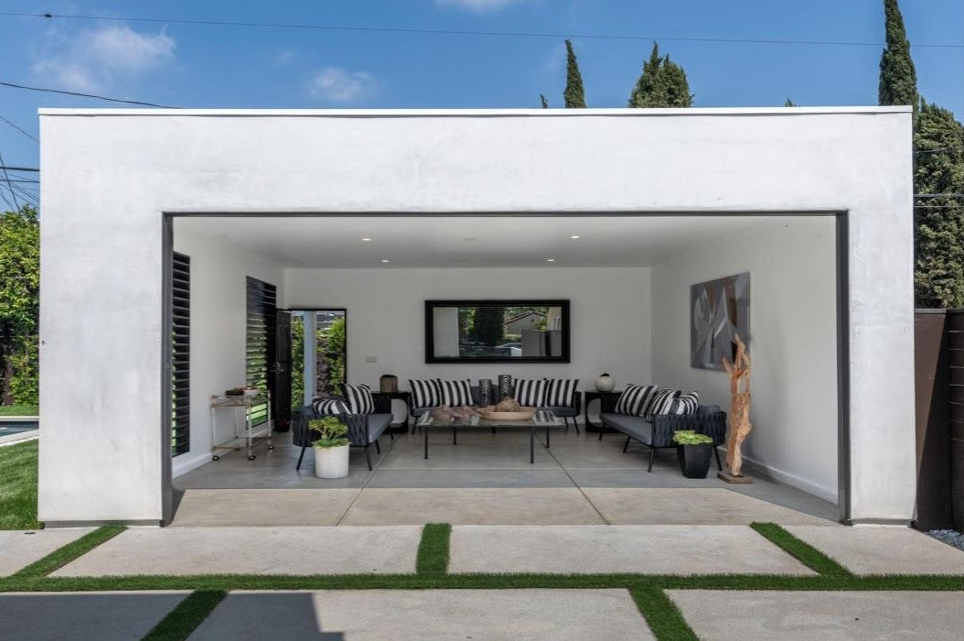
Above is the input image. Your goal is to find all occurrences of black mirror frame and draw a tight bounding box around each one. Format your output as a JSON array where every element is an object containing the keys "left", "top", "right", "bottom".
[{"left": 424, "top": 299, "right": 571, "bottom": 364}]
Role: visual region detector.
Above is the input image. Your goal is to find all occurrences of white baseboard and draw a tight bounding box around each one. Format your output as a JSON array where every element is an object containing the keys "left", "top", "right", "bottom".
[
  {"left": 732, "top": 449, "right": 838, "bottom": 504},
  {"left": 172, "top": 450, "right": 212, "bottom": 478}
]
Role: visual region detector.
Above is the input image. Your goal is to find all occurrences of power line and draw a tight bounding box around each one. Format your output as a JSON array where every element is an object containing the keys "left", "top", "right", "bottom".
[
  {"left": 1, "top": 10, "right": 961, "bottom": 50},
  {"left": 0, "top": 115, "right": 38, "bottom": 142},
  {"left": 0, "top": 146, "right": 21, "bottom": 209},
  {"left": 0, "top": 81, "right": 178, "bottom": 109},
  {"left": 0, "top": 166, "right": 38, "bottom": 172}
]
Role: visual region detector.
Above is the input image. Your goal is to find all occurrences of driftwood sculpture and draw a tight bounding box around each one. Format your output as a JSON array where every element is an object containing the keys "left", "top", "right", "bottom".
[{"left": 721, "top": 333, "right": 752, "bottom": 480}]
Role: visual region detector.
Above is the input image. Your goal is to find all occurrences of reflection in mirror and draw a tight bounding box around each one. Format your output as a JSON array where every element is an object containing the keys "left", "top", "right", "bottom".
[{"left": 425, "top": 300, "right": 570, "bottom": 363}]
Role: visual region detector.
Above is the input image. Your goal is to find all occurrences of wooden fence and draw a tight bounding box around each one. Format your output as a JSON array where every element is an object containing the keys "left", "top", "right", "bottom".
[{"left": 914, "top": 309, "right": 963, "bottom": 531}]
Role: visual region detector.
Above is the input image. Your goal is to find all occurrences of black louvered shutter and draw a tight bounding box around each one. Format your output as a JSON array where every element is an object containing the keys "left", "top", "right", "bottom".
[
  {"left": 171, "top": 252, "right": 190, "bottom": 456},
  {"left": 246, "top": 276, "right": 277, "bottom": 427}
]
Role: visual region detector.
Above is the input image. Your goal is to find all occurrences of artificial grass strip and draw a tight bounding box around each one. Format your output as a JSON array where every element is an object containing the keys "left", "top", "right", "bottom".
[
  {"left": 141, "top": 590, "right": 226, "bottom": 641},
  {"left": 751, "top": 522, "right": 852, "bottom": 577},
  {"left": 2, "top": 572, "right": 960, "bottom": 594},
  {"left": 10, "top": 525, "right": 126, "bottom": 578},
  {"left": 631, "top": 585, "right": 698, "bottom": 641},
  {"left": 416, "top": 522, "right": 451, "bottom": 575},
  {"left": 0, "top": 439, "right": 41, "bottom": 530},
  {"left": 0, "top": 405, "right": 38, "bottom": 417}
]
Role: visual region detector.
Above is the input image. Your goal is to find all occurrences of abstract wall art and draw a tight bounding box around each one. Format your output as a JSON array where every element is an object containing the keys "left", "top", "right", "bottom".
[{"left": 690, "top": 272, "right": 750, "bottom": 371}]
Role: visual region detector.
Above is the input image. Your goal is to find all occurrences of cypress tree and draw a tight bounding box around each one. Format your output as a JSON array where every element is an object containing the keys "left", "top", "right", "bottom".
[
  {"left": 913, "top": 101, "right": 964, "bottom": 308},
  {"left": 540, "top": 94, "right": 549, "bottom": 109},
  {"left": 628, "top": 42, "right": 693, "bottom": 108},
  {"left": 784, "top": 98, "right": 797, "bottom": 107},
  {"left": 879, "top": 0, "right": 918, "bottom": 109},
  {"left": 563, "top": 39, "right": 586, "bottom": 108}
]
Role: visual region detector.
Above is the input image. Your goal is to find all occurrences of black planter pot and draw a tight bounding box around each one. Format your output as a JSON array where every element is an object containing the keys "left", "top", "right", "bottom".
[{"left": 677, "top": 443, "right": 714, "bottom": 479}]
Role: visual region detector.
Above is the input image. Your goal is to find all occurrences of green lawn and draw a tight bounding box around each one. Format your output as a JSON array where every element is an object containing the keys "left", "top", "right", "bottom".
[
  {"left": 0, "top": 405, "right": 39, "bottom": 417},
  {"left": 0, "top": 439, "right": 41, "bottom": 530}
]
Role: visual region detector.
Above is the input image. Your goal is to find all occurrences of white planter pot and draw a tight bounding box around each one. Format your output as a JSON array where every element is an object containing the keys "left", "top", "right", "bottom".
[
  {"left": 314, "top": 444, "right": 350, "bottom": 479},
  {"left": 595, "top": 374, "right": 615, "bottom": 392}
]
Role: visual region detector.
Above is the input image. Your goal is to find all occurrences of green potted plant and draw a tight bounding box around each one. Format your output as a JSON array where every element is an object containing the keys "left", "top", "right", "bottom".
[
  {"left": 673, "top": 430, "right": 715, "bottom": 479},
  {"left": 309, "top": 416, "right": 350, "bottom": 479}
]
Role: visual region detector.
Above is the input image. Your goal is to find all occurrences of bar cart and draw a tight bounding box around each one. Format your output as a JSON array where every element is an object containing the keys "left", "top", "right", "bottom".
[{"left": 210, "top": 392, "right": 273, "bottom": 461}]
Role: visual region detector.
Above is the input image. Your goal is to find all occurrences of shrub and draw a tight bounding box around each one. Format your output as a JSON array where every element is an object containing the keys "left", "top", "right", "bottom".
[
  {"left": 309, "top": 416, "right": 349, "bottom": 448},
  {"left": 672, "top": 430, "right": 713, "bottom": 445}
]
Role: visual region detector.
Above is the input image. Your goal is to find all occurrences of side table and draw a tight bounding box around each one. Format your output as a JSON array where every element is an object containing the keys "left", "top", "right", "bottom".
[
  {"left": 583, "top": 390, "right": 623, "bottom": 433},
  {"left": 372, "top": 390, "right": 413, "bottom": 435}
]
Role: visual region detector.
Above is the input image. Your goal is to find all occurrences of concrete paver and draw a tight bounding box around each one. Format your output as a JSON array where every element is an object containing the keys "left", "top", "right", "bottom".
[
  {"left": 0, "top": 528, "right": 93, "bottom": 576},
  {"left": 339, "top": 488, "right": 606, "bottom": 525},
  {"left": 0, "top": 591, "right": 188, "bottom": 641},
  {"left": 450, "top": 525, "right": 814, "bottom": 575},
  {"left": 171, "top": 488, "right": 359, "bottom": 526},
  {"left": 785, "top": 525, "right": 964, "bottom": 575},
  {"left": 52, "top": 526, "right": 421, "bottom": 576},
  {"left": 188, "top": 589, "right": 652, "bottom": 640},
  {"left": 668, "top": 590, "right": 964, "bottom": 641},
  {"left": 583, "top": 488, "right": 835, "bottom": 525}
]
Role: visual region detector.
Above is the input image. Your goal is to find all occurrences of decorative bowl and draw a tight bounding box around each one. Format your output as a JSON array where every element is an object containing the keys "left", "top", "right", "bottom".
[
  {"left": 242, "top": 388, "right": 260, "bottom": 398},
  {"left": 477, "top": 407, "right": 537, "bottom": 421}
]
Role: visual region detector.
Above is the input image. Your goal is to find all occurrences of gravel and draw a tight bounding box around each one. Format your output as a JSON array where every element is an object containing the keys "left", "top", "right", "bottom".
[{"left": 927, "top": 529, "right": 964, "bottom": 551}]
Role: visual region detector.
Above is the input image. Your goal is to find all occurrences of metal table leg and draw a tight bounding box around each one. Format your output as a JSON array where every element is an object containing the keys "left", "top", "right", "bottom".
[{"left": 530, "top": 426, "right": 534, "bottom": 464}]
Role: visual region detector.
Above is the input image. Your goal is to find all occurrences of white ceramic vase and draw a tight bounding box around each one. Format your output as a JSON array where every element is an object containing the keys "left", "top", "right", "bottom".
[
  {"left": 314, "top": 444, "right": 350, "bottom": 479},
  {"left": 595, "top": 373, "right": 615, "bottom": 392}
]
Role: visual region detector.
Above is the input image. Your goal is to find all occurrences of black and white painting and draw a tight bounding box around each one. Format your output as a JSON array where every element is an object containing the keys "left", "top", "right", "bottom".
[{"left": 690, "top": 272, "right": 750, "bottom": 370}]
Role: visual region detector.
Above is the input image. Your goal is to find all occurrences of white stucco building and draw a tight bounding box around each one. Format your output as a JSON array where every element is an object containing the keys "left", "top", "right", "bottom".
[{"left": 38, "top": 107, "right": 915, "bottom": 526}]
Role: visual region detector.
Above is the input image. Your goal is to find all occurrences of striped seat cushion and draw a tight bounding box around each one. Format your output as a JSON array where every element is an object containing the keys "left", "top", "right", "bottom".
[
  {"left": 311, "top": 398, "right": 350, "bottom": 416},
  {"left": 647, "top": 388, "right": 680, "bottom": 418},
  {"left": 614, "top": 384, "right": 660, "bottom": 417},
  {"left": 544, "top": 379, "right": 579, "bottom": 407},
  {"left": 409, "top": 379, "right": 441, "bottom": 408},
  {"left": 513, "top": 379, "right": 547, "bottom": 407},
  {"left": 665, "top": 391, "right": 700, "bottom": 416},
  {"left": 437, "top": 379, "right": 473, "bottom": 407},
  {"left": 341, "top": 383, "right": 375, "bottom": 414}
]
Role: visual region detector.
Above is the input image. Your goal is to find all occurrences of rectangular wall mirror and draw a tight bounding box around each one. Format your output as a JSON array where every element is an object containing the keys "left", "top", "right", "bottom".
[{"left": 425, "top": 300, "right": 570, "bottom": 363}]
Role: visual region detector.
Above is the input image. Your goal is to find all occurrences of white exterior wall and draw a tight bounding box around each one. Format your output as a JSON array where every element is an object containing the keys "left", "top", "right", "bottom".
[
  {"left": 171, "top": 229, "right": 286, "bottom": 477},
  {"left": 284, "top": 266, "right": 652, "bottom": 407},
  {"left": 39, "top": 108, "right": 915, "bottom": 524},
  {"left": 652, "top": 217, "right": 839, "bottom": 502}
]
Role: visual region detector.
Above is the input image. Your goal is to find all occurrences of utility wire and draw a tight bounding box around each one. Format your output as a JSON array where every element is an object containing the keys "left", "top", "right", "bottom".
[
  {"left": 1, "top": 10, "right": 961, "bottom": 49},
  {"left": 0, "top": 81, "right": 178, "bottom": 109},
  {"left": 0, "top": 146, "right": 21, "bottom": 209},
  {"left": 0, "top": 166, "right": 38, "bottom": 172},
  {"left": 0, "top": 114, "right": 38, "bottom": 142}
]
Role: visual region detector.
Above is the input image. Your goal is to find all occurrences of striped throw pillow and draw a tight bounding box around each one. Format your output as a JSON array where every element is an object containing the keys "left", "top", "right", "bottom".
[
  {"left": 666, "top": 391, "right": 700, "bottom": 416},
  {"left": 543, "top": 379, "right": 579, "bottom": 407},
  {"left": 648, "top": 388, "right": 680, "bottom": 418},
  {"left": 513, "top": 379, "right": 547, "bottom": 407},
  {"left": 409, "top": 379, "right": 441, "bottom": 408},
  {"left": 312, "top": 398, "right": 350, "bottom": 416},
  {"left": 341, "top": 383, "right": 375, "bottom": 414},
  {"left": 614, "top": 384, "right": 660, "bottom": 417},
  {"left": 437, "top": 379, "right": 473, "bottom": 406}
]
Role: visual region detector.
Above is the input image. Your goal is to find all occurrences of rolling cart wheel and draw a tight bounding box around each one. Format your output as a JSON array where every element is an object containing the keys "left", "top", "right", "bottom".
[
  {"left": 213, "top": 455, "right": 220, "bottom": 461},
  {"left": 248, "top": 454, "right": 256, "bottom": 461},
  {"left": 268, "top": 444, "right": 274, "bottom": 450}
]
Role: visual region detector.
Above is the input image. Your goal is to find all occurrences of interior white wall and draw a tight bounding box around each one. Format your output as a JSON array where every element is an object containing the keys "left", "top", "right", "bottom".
[
  {"left": 285, "top": 267, "right": 652, "bottom": 414},
  {"left": 651, "top": 217, "right": 838, "bottom": 502},
  {"left": 172, "top": 227, "right": 286, "bottom": 477}
]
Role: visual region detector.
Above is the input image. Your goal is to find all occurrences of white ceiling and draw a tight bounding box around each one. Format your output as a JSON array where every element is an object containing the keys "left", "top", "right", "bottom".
[{"left": 174, "top": 215, "right": 803, "bottom": 268}]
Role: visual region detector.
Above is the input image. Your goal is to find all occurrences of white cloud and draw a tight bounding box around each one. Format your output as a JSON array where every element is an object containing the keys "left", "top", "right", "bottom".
[
  {"left": 277, "top": 50, "right": 295, "bottom": 64},
  {"left": 307, "top": 67, "right": 379, "bottom": 103},
  {"left": 435, "top": 0, "right": 527, "bottom": 13},
  {"left": 33, "top": 23, "right": 175, "bottom": 93}
]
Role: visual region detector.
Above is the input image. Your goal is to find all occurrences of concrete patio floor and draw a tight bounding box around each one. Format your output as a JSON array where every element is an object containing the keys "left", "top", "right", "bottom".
[{"left": 173, "top": 426, "right": 838, "bottom": 526}]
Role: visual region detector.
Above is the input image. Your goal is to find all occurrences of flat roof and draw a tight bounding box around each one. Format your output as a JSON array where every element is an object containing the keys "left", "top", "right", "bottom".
[{"left": 39, "top": 106, "right": 912, "bottom": 117}]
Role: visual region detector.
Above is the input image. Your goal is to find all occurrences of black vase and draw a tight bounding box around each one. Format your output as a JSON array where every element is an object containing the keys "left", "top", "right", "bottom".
[
  {"left": 479, "top": 379, "right": 493, "bottom": 406},
  {"left": 677, "top": 443, "right": 713, "bottom": 479}
]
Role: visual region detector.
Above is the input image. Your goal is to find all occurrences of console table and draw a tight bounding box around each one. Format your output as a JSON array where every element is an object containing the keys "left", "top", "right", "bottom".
[
  {"left": 582, "top": 390, "right": 622, "bottom": 433},
  {"left": 372, "top": 390, "right": 412, "bottom": 435}
]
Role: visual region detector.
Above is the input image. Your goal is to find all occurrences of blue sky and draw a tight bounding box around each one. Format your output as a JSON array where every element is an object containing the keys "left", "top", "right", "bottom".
[{"left": 1, "top": 0, "right": 962, "bottom": 184}]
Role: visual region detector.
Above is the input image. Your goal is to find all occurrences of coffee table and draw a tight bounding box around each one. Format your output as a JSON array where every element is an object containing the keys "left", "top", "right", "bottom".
[{"left": 416, "top": 410, "right": 564, "bottom": 464}]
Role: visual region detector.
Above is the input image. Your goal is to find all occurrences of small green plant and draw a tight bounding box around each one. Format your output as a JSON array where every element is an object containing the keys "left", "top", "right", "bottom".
[
  {"left": 309, "top": 416, "right": 349, "bottom": 448},
  {"left": 672, "top": 430, "right": 713, "bottom": 445}
]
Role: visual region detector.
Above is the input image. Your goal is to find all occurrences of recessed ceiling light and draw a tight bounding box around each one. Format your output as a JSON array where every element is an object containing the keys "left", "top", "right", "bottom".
[
  {"left": 361, "top": 237, "right": 372, "bottom": 242},
  {"left": 463, "top": 237, "right": 477, "bottom": 242},
  {"left": 546, "top": 258, "right": 556, "bottom": 262},
  {"left": 381, "top": 259, "right": 390, "bottom": 263},
  {"left": 570, "top": 235, "right": 581, "bottom": 239}
]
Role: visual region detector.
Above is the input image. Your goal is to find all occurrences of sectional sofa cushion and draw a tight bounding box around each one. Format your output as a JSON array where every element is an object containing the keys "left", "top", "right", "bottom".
[
  {"left": 311, "top": 398, "right": 350, "bottom": 416},
  {"left": 342, "top": 383, "right": 375, "bottom": 414},
  {"left": 514, "top": 379, "right": 547, "bottom": 407},
  {"left": 544, "top": 379, "right": 579, "bottom": 407},
  {"left": 409, "top": 379, "right": 441, "bottom": 408},
  {"left": 614, "top": 384, "right": 660, "bottom": 417},
  {"left": 437, "top": 379, "right": 473, "bottom": 407},
  {"left": 665, "top": 391, "right": 700, "bottom": 415}
]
